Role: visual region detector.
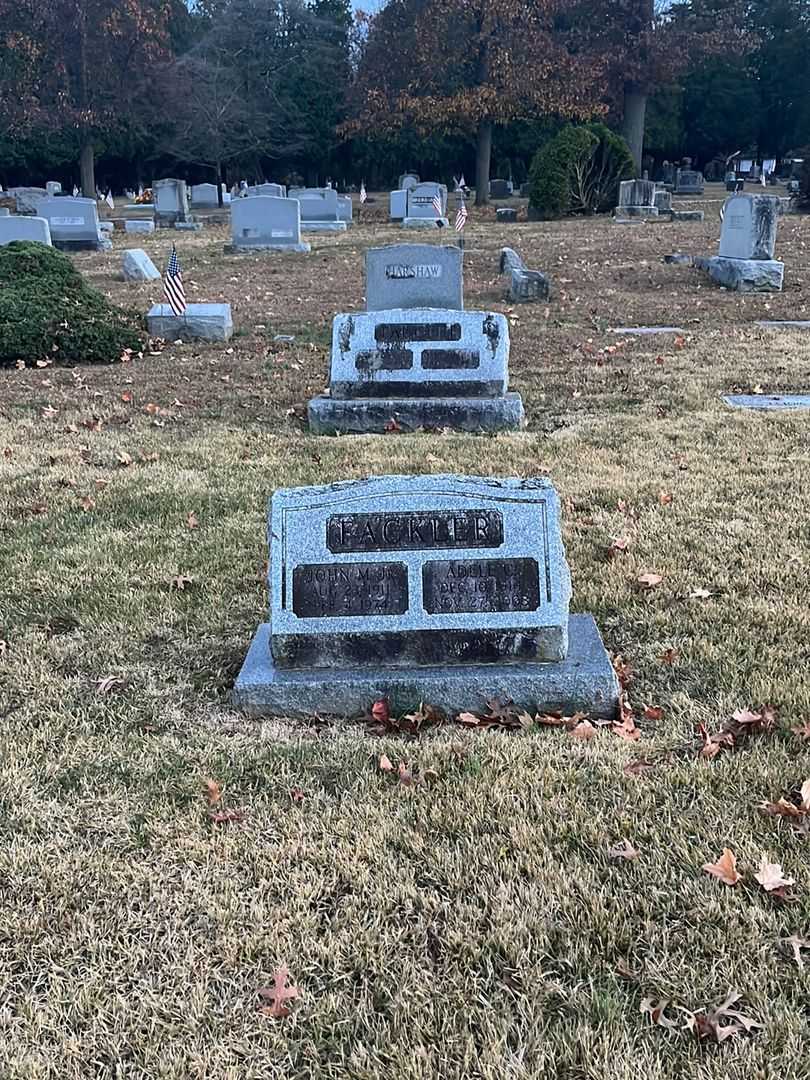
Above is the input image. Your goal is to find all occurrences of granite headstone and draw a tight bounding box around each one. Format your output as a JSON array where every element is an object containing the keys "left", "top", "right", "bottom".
[
  {"left": 0, "top": 215, "right": 52, "bottom": 246},
  {"left": 229, "top": 195, "right": 310, "bottom": 252},
  {"left": 365, "top": 243, "right": 463, "bottom": 311}
]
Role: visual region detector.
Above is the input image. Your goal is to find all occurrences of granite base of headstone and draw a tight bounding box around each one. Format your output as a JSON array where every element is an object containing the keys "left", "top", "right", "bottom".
[
  {"left": 122, "top": 249, "right": 160, "bottom": 282},
  {"left": 232, "top": 475, "right": 619, "bottom": 719},
  {"left": 300, "top": 220, "right": 347, "bottom": 233},
  {"left": 402, "top": 217, "right": 449, "bottom": 230},
  {"left": 174, "top": 221, "right": 203, "bottom": 232},
  {"left": 699, "top": 256, "right": 784, "bottom": 292},
  {"left": 146, "top": 303, "right": 233, "bottom": 341},
  {"left": 125, "top": 220, "right": 155, "bottom": 234},
  {"left": 497, "top": 208, "right": 518, "bottom": 222}
]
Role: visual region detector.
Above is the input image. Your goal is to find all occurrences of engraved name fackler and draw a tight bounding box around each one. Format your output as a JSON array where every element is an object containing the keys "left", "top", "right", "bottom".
[{"left": 327, "top": 510, "right": 504, "bottom": 553}]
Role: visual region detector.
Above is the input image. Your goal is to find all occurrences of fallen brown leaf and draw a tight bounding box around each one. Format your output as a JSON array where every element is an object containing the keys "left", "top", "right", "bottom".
[
  {"left": 612, "top": 713, "right": 641, "bottom": 741},
  {"left": 457, "top": 711, "right": 481, "bottom": 726},
  {"left": 658, "top": 647, "right": 679, "bottom": 665},
  {"left": 210, "top": 808, "right": 245, "bottom": 824},
  {"left": 658, "top": 491, "right": 673, "bottom": 506},
  {"left": 637, "top": 572, "right": 663, "bottom": 590},
  {"left": 641, "top": 997, "right": 679, "bottom": 1029},
  {"left": 371, "top": 700, "right": 390, "bottom": 726},
  {"left": 95, "top": 675, "right": 125, "bottom": 695},
  {"left": 378, "top": 754, "right": 394, "bottom": 773},
  {"left": 781, "top": 935, "right": 810, "bottom": 970},
  {"left": 258, "top": 966, "right": 299, "bottom": 1019},
  {"left": 397, "top": 762, "right": 414, "bottom": 786},
  {"left": 608, "top": 536, "right": 630, "bottom": 557},
  {"left": 170, "top": 574, "right": 194, "bottom": 591},
  {"left": 186, "top": 511, "right": 199, "bottom": 529},
  {"left": 643, "top": 705, "right": 663, "bottom": 721},
  {"left": 609, "top": 839, "right": 640, "bottom": 860},
  {"left": 623, "top": 758, "right": 658, "bottom": 777},
  {"left": 703, "top": 848, "right": 742, "bottom": 886},
  {"left": 793, "top": 722, "right": 810, "bottom": 740},
  {"left": 203, "top": 778, "right": 222, "bottom": 805},
  {"left": 570, "top": 719, "right": 596, "bottom": 741}
]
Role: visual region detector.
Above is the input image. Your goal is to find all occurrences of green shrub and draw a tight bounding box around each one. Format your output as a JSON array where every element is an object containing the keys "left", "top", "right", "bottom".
[
  {"left": 0, "top": 241, "right": 144, "bottom": 367},
  {"left": 528, "top": 123, "right": 634, "bottom": 218},
  {"left": 798, "top": 149, "right": 810, "bottom": 208}
]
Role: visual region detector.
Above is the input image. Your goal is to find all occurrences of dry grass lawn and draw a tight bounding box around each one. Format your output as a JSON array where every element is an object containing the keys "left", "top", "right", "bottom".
[{"left": 1, "top": 187, "right": 809, "bottom": 1078}]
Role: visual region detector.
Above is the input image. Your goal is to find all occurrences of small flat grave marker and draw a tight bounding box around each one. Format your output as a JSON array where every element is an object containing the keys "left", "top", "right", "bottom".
[
  {"left": 609, "top": 326, "right": 685, "bottom": 335},
  {"left": 723, "top": 394, "right": 810, "bottom": 410}
]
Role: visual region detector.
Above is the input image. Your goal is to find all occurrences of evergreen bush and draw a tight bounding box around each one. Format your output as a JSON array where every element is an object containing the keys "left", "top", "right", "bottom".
[
  {"left": 0, "top": 241, "right": 144, "bottom": 367},
  {"left": 528, "top": 124, "right": 634, "bottom": 218}
]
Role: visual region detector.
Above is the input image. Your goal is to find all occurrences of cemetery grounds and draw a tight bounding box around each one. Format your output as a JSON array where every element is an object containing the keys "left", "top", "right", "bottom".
[{"left": 1, "top": 196, "right": 809, "bottom": 1078}]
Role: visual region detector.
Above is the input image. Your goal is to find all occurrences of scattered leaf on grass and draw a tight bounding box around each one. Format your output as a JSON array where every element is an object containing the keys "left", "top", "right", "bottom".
[
  {"left": 571, "top": 719, "right": 596, "bottom": 741},
  {"left": 186, "top": 511, "right": 199, "bottom": 529},
  {"left": 760, "top": 797, "right": 805, "bottom": 819},
  {"left": 79, "top": 496, "right": 96, "bottom": 512},
  {"left": 613, "top": 710, "right": 641, "bottom": 741},
  {"left": 258, "top": 967, "right": 299, "bottom": 1018},
  {"left": 457, "top": 711, "right": 481, "bottom": 726},
  {"left": 703, "top": 848, "right": 742, "bottom": 886},
  {"left": 637, "top": 572, "right": 663, "bottom": 589},
  {"left": 210, "top": 808, "right": 245, "bottom": 824},
  {"left": 371, "top": 700, "right": 390, "bottom": 726},
  {"left": 117, "top": 453, "right": 133, "bottom": 467},
  {"left": 641, "top": 998, "right": 679, "bottom": 1029},
  {"left": 203, "top": 778, "right": 222, "bottom": 805},
  {"left": 608, "top": 536, "right": 630, "bottom": 557},
  {"left": 95, "top": 675, "right": 125, "bottom": 695},
  {"left": 609, "top": 839, "right": 640, "bottom": 860},
  {"left": 659, "top": 491, "right": 673, "bottom": 506},
  {"left": 170, "top": 574, "right": 194, "bottom": 591},
  {"left": 378, "top": 754, "right": 394, "bottom": 773},
  {"left": 643, "top": 705, "right": 663, "bottom": 721},
  {"left": 781, "top": 935, "right": 810, "bottom": 970},
  {"left": 754, "top": 855, "right": 795, "bottom": 894},
  {"left": 688, "top": 990, "right": 763, "bottom": 1043},
  {"left": 659, "top": 647, "right": 679, "bottom": 665},
  {"left": 689, "top": 587, "right": 714, "bottom": 599},
  {"left": 792, "top": 722, "right": 810, "bottom": 740},
  {"left": 612, "top": 655, "right": 633, "bottom": 688},
  {"left": 397, "top": 762, "right": 414, "bottom": 786}
]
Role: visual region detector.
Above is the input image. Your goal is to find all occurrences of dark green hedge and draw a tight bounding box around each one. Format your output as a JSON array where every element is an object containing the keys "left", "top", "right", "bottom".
[
  {"left": 528, "top": 124, "right": 634, "bottom": 219},
  {"left": 0, "top": 241, "right": 144, "bottom": 367}
]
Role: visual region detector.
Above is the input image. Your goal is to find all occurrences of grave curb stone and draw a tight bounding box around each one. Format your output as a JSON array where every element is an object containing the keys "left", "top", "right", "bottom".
[
  {"left": 670, "top": 210, "right": 704, "bottom": 222},
  {"left": 146, "top": 302, "right": 233, "bottom": 341},
  {"left": 402, "top": 217, "right": 450, "bottom": 230},
  {"left": 300, "top": 220, "right": 348, "bottom": 232},
  {"left": 308, "top": 392, "right": 525, "bottom": 434},
  {"left": 233, "top": 614, "right": 618, "bottom": 719}
]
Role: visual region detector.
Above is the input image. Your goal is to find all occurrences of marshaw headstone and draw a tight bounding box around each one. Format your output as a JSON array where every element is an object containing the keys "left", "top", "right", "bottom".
[
  {"left": 403, "top": 182, "right": 448, "bottom": 229},
  {"left": 37, "top": 196, "right": 107, "bottom": 251},
  {"left": 614, "top": 179, "right": 658, "bottom": 220},
  {"left": 232, "top": 474, "right": 619, "bottom": 718},
  {"left": 0, "top": 215, "right": 52, "bottom": 247},
  {"left": 365, "top": 243, "right": 463, "bottom": 311},
  {"left": 228, "top": 196, "right": 310, "bottom": 253},
  {"left": 699, "top": 193, "right": 783, "bottom": 292},
  {"left": 308, "top": 308, "right": 523, "bottom": 433},
  {"left": 152, "top": 178, "right": 190, "bottom": 226}
]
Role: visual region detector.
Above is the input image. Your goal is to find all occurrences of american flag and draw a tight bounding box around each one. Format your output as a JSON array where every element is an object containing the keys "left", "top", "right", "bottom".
[
  {"left": 455, "top": 199, "right": 468, "bottom": 232},
  {"left": 432, "top": 192, "right": 443, "bottom": 216},
  {"left": 164, "top": 244, "right": 187, "bottom": 317},
  {"left": 359, "top": 181, "right": 367, "bottom": 203},
  {"left": 459, "top": 173, "right": 466, "bottom": 189},
  {"left": 106, "top": 190, "right": 115, "bottom": 210},
  {"left": 72, "top": 185, "right": 79, "bottom": 197}
]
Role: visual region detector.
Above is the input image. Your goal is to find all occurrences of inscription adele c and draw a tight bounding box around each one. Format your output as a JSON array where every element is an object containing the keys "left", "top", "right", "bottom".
[
  {"left": 327, "top": 510, "right": 504, "bottom": 552},
  {"left": 423, "top": 558, "right": 541, "bottom": 614},
  {"left": 292, "top": 562, "right": 408, "bottom": 618}
]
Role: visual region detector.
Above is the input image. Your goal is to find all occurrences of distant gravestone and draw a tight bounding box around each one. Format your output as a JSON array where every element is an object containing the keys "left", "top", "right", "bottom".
[
  {"left": 674, "top": 169, "right": 704, "bottom": 195},
  {"left": 122, "top": 249, "right": 160, "bottom": 281},
  {"left": 337, "top": 195, "right": 353, "bottom": 224},
  {"left": 399, "top": 173, "right": 420, "bottom": 190},
  {"left": 10, "top": 187, "right": 47, "bottom": 214},
  {"left": 46, "top": 181, "right": 62, "bottom": 196},
  {"left": 229, "top": 195, "right": 310, "bottom": 252},
  {"left": 146, "top": 303, "right": 233, "bottom": 341},
  {"left": 292, "top": 188, "right": 347, "bottom": 232},
  {"left": 37, "top": 196, "right": 105, "bottom": 251},
  {"left": 365, "top": 243, "right": 463, "bottom": 311},
  {"left": 125, "top": 220, "right": 155, "bottom": 234},
  {"left": 653, "top": 189, "right": 672, "bottom": 213},
  {"left": 719, "top": 193, "right": 779, "bottom": 259},
  {"left": 231, "top": 474, "right": 619, "bottom": 719},
  {"left": 696, "top": 192, "right": 783, "bottom": 292},
  {"left": 490, "top": 179, "right": 510, "bottom": 198},
  {"left": 404, "top": 182, "right": 448, "bottom": 229},
  {"left": 615, "top": 179, "right": 658, "bottom": 220},
  {"left": 497, "top": 208, "right": 518, "bottom": 222},
  {"left": 389, "top": 190, "right": 408, "bottom": 221},
  {"left": 250, "top": 183, "right": 286, "bottom": 198},
  {"left": 152, "top": 178, "right": 190, "bottom": 226},
  {"left": 724, "top": 394, "right": 810, "bottom": 410},
  {"left": 0, "top": 215, "right": 52, "bottom": 247},
  {"left": 190, "top": 183, "right": 219, "bottom": 207}
]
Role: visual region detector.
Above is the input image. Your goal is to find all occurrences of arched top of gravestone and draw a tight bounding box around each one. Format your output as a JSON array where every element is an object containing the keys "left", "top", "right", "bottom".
[{"left": 399, "top": 173, "right": 420, "bottom": 189}]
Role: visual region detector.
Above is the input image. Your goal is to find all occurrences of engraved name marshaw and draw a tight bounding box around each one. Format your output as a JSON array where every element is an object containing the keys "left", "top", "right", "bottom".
[
  {"left": 385, "top": 264, "right": 442, "bottom": 279},
  {"left": 327, "top": 509, "right": 504, "bottom": 552}
]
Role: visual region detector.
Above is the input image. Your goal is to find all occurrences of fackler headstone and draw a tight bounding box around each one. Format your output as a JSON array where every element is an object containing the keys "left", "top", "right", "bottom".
[
  {"left": 365, "top": 243, "right": 463, "bottom": 311},
  {"left": 231, "top": 474, "right": 619, "bottom": 718}
]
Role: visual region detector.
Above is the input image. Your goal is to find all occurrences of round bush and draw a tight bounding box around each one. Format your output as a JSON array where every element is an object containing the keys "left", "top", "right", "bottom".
[
  {"left": 0, "top": 241, "right": 144, "bottom": 367},
  {"left": 528, "top": 124, "right": 634, "bottom": 218}
]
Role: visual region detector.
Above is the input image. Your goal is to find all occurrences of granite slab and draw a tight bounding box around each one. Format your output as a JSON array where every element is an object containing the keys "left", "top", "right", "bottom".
[
  {"left": 146, "top": 303, "right": 233, "bottom": 341},
  {"left": 365, "top": 243, "right": 463, "bottom": 311},
  {"left": 723, "top": 394, "right": 810, "bottom": 410},
  {"left": 308, "top": 393, "right": 524, "bottom": 434},
  {"left": 232, "top": 614, "right": 619, "bottom": 720}
]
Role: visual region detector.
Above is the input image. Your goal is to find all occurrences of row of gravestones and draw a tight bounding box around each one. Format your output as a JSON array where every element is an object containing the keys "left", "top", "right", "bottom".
[
  {"left": 614, "top": 179, "right": 704, "bottom": 223},
  {"left": 229, "top": 232, "right": 618, "bottom": 719}
]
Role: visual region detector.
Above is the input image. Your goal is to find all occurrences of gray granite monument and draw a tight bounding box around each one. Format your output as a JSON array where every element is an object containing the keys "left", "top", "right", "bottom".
[
  {"left": 308, "top": 309, "right": 524, "bottom": 433},
  {"left": 229, "top": 195, "right": 310, "bottom": 253},
  {"left": 122, "top": 249, "right": 161, "bottom": 281},
  {"left": 37, "top": 196, "right": 108, "bottom": 251},
  {"left": 403, "top": 182, "right": 448, "bottom": 229},
  {"left": 146, "top": 303, "right": 233, "bottom": 341},
  {"left": 152, "top": 178, "right": 190, "bottom": 226},
  {"left": 365, "top": 243, "right": 463, "bottom": 311},
  {"left": 614, "top": 179, "right": 658, "bottom": 221},
  {"left": 389, "top": 190, "right": 408, "bottom": 221},
  {"left": 291, "top": 188, "right": 347, "bottom": 232},
  {"left": 0, "top": 215, "right": 52, "bottom": 246},
  {"left": 700, "top": 193, "right": 783, "bottom": 291},
  {"left": 674, "top": 169, "right": 704, "bottom": 195},
  {"left": 498, "top": 247, "right": 550, "bottom": 303},
  {"left": 232, "top": 474, "right": 619, "bottom": 718}
]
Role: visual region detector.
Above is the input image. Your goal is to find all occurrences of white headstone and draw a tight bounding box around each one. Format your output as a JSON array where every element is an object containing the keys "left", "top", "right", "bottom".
[
  {"left": 390, "top": 190, "right": 407, "bottom": 220},
  {"left": 122, "top": 249, "right": 161, "bottom": 281},
  {"left": 230, "top": 195, "right": 310, "bottom": 252},
  {"left": 719, "top": 193, "right": 780, "bottom": 260},
  {"left": 46, "top": 181, "right": 62, "bottom": 197},
  {"left": 37, "top": 196, "right": 102, "bottom": 250},
  {"left": 0, "top": 215, "right": 52, "bottom": 246}
]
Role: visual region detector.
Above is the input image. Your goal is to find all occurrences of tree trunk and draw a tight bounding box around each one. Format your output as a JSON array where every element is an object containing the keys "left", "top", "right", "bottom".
[
  {"left": 80, "top": 141, "right": 95, "bottom": 198},
  {"left": 623, "top": 85, "right": 647, "bottom": 175},
  {"left": 475, "top": 120, "right": 492, "bottom": 207}
]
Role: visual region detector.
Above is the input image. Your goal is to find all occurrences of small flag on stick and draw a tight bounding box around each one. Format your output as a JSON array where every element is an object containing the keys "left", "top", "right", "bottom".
[
  {"left": 164, "top": 244, "right": 187, "bottom": 318},
  {"left": 359, "top": 181, "right": 367, "bottom": 204},
  {"left": 459, "top": 173, "right": 466, "bottom": 189},
  {"left": 432, "top": 193, "right": 443, "bottom": 217},
  {"left": 105, "top": 190, "right": 115, "bottom": 210},
  {"left": 72, "top": 185, "right": 79, "bottom": 197},
  {"left": 455, "top": 199, "right": 468, "bottom": 232}
]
